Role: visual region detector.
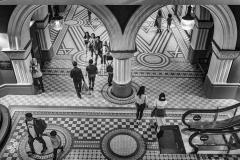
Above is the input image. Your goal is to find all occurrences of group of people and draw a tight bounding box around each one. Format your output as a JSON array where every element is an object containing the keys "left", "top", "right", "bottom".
[
  {"left": 154, "top": 9, "right": 173, "bottom": 33},
  {"left": 70, "top": 59, "right": 113, "bottom": 98},
  {"left": 83, "top": 32, "right": 113, "bottom": 66},
  {"left": 135, "top": 86, "right": 167, "bottom": 137},
  {"left": 25, "top": 113, "right": 63, "bottom": 160}
]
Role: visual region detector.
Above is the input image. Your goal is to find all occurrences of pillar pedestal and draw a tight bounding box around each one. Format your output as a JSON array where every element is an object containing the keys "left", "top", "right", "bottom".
[
  {"left": 111, "top": 81, "right": 133, "bottom": 98},
  {"left": 110, "top": 50, "right": 135, "bottom": 98}
]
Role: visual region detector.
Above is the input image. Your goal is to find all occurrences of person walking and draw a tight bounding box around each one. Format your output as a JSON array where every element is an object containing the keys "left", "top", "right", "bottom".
[
  {"left": 86, "top": 59, "right": 98, "bottom": 91},
  {"left": 25, "top": 113, "right": 47, "bottom": 155},
  {"left": 106, "top": 61, "right": 113, "bottom": 86},
  {"left": 154, "top": 9, "right": 163, "bottom": 33},
  {"left": 83, "top": 32, "right": 91, "bottom": 55},
  {"left": 49, "top": 130, "right": 64, "bottom": 160},
  {"left": 89, "top": 33, "right": 96, "bottom": 58},
  {"left": 135, "top": 86, "right": 148, "bottom": 123},
  {"left": 87, "top": 9, "right": 92, "bottom": 24},
  {"left": 70, "top": 61, "right": 85, "bottom": 99},
  {"left": 167, "top": 14, "right": 173, "bottom": 32},
  {"left": 151, "top": 93, "right": 167, "bottom": 136},
  {"left": 30, "top": 58, "right": 45, "bottom": 93},
  {"left": 102, "top": 41, "right": 109, "bottom": 66},
  {"left": 93, "top": 36, "right": 103, "bottom": 65}
]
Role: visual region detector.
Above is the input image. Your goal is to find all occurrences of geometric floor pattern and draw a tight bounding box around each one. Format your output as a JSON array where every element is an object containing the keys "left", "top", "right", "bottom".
[
  {"left": 0, "top": 5, "right": 240, "bottom": 160},
  {"left": 1, "top": 108, "right": 240, "bottom": 159}
]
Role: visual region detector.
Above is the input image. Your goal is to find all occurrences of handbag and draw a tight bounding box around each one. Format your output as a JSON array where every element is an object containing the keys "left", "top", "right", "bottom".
[
  {"left": 151, "top": 107, "right": 165, "bottom": 117},
  {"left": 82, "top": 81, "right": 90, "bottom": 95}
]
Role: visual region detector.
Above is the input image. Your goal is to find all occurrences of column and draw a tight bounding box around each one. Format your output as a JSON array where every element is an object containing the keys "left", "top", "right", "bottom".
[
  {"left": 207, "top": 42, "right": 239, "bottom": 84},
  {"left": 204, "top": 42, "right": 239, "bottom": 98},
  {"left": 188, "top": 20, "right": 213, "bottom": 64},
  {"left": 34, "top": 6, "right": 53, "bottom": 62},
  {"left": 4, "top": 42, "right": 33, "bottom": 84},
  {"left": 111, "top": 51, "right": 134, "bottom": 98},
  {"left": 188, "top": 6, "right": 213, "bottom": 64}
]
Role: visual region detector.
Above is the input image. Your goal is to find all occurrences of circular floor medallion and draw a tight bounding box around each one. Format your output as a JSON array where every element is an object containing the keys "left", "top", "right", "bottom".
[
  {"left": 101, "top": 129, "right": 146, "bottom": 160},
  {"left": 18, "top": 125, "right": 72, "bottom": 160},
  {"left": 136, "top": 52, "right": 170, "bottom": 68},
  {"left": 101, "top": 82, "right": 139, "bottom": 105}
]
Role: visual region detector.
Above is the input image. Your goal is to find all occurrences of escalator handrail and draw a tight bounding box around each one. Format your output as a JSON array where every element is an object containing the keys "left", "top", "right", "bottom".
[
  {"left": 188, "top": 128, "right": 240, "bottom": 154},
  {"left": 182, "top": 103, "right": 240, "bottom": 130}
]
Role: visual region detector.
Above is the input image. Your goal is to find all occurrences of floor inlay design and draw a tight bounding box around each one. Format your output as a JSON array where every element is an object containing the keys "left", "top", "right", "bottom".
[
  {"left": 18, "top": 125, "right": 72, "bottom": 160},
  {"left": 101, "top": 82, "right": 139, "bottom": 105},
  {"left": 136, "top": 52, "right": 170, "bottom": 68},
  {"left": 101, "top": 129, "right": 146, "bottom": 160}
]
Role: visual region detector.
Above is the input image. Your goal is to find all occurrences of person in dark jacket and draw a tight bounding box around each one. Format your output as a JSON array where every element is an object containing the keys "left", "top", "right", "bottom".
[
  {"left": 25, "top": 113, "right": 47, "bottom": 155},
  {"left": 106, "top": 61, "right": 113, "bottom": 86},
  {"left": 93, "top": 36, "right": 103, "bottom": 65},
  {"left": 86, "top": 59, "right": 98, "bottom": 91},
  {"left": 70, "top": 61, "right": 85, "bottom": 98}
]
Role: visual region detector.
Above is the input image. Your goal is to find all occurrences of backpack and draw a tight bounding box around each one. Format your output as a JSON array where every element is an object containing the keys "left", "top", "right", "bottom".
[{"left": 35, "top": 118, "right": 47, "bottom": 134}]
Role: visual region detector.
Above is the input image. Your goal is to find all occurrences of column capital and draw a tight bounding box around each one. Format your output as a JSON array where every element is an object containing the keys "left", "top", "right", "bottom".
[
  {"left": 212, "top": 41, "right": 240, "bottom": 60},
  {"left": 195, "top": 19, "right": 213, "bottom": 29},
  {"left": 110, "top": 50, "right": 136, "bottom": 60},
  {"left": 4, "top": 41, "right": 32, "bottom": 60}
]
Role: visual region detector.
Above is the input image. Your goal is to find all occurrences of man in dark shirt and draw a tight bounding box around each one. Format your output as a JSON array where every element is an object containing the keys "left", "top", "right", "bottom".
[
  {"left": 86, "top": 59, "right": 98, "bottom": 91},
  {"left": 94, "top": 36, "right": 103, "bottom": 65},
  {"left": 106, "top": 61, "right": 113, "bottom": 86},
  {"left": 70, "top": 61, "right": 85, "bottom": 98}
]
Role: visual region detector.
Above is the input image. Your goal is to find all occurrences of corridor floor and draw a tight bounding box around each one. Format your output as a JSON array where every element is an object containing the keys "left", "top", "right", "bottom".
[{"left": 0, "top": 5, "right": 239, "bottom": 160}]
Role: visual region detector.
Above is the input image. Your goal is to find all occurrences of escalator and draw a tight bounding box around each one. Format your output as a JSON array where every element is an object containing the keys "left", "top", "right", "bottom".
[
  {"left": 182, "top": 103, "right": 240, "bottom": 132},
  {"left": 188, "top": 129, "right": 240, "bottom": 154}
]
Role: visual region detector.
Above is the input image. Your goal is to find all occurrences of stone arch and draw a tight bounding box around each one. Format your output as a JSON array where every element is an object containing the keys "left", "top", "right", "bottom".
[
  {"left": 125, "top": 5, "right": 237, "bottom": 51},
  {"left": 8, "top": 5, "right": 122, "bottom": 50}
]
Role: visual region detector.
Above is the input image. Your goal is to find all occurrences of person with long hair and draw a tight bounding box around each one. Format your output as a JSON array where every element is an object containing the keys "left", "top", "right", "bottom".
[
  {"left": 154, "top": 9, "right": 163, "bottom": 33},
  {"left": 83, "top": 32, "right": 90, "bottom": 55},
  {"left": 89, "top": 33, "right": 96, "bottom": 58},
  {"left": 152, "top": 92, "right": 167, "bottom": 136},
  {"left": 135, "top": 86, "right": 148, "bottom": 123}
]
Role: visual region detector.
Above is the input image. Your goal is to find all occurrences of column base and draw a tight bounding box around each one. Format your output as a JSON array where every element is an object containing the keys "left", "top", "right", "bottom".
[
  {"left": 41, "top": 46, "right": 54, "bottom": 62},
  {"left": 188, "top": 46, "right": 209, "bottom": 64},
  {"left": 204, "top": 75, "right": 238, "bottom": 99},
  {"left": 111, "top": 81, "right": 133, "bottom": 98}
]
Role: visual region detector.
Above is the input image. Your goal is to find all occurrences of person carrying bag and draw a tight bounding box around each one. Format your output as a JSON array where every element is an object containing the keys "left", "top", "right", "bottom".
[
  {"left": 151, "top": 93, "right": 167, "bottom": 136},
  {"left": 135, "top": 86, "right": 148, "bottom": 124}
]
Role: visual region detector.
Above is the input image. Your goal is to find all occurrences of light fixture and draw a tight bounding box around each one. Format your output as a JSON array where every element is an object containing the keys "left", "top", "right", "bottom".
[
  {"left": 50, "top": 6, "right": 64, "bottom": 31},
  {"left": 181, "top": 5, "right": 195, "bottom": 30}
]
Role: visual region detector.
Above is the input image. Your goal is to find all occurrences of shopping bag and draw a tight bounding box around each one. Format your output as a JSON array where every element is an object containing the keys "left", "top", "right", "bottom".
[{"left": 82, "top": 82, "right": 90, "bottom": 95}]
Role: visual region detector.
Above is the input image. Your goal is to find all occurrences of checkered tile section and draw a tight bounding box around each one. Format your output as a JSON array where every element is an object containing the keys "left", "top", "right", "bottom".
[{"left": 1, "top": 110, "right": 240, "bottom": 160}]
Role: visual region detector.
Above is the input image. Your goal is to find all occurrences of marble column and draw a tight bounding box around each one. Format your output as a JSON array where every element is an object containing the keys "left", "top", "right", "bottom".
[
  {"left": 207, "top": 42, "right": 239, "bottom": 84},
  {"left": 110, "top": 51, "right": 135, "bottom": 98},
  {"left": 4, "top": 42, "right": 33, "bottom": 84},
  {"left": 34, "top": 6, "right": 53, "bottom": 62},
  {"left": 188, "top": 6, "right": 213, "bottom": 64}
]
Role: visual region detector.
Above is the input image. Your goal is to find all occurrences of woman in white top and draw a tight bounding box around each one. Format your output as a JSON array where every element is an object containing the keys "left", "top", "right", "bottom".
[
  {"left": 102, "top": 41, "right": 109, "bottom": 65},
  {"left": 153, "top": 93, "right": 167, "bottom": 134},
  {"left": 135, "top": 86, "right": 147, "bottom": 123}
]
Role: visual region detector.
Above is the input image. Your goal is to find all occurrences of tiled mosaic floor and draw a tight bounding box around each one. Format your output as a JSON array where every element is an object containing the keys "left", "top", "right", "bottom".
[
  {"left": 1, "top": 108, "right": 239, "bottom": 159},
  {"left": 0, "top": 5, "right": 240, "bottom": 160}
]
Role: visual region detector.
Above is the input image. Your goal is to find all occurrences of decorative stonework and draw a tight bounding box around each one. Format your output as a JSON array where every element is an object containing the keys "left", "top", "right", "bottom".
[
  {"left": 100, "top": 129, "right": 146, "bottom": 160},
  {"left": 212, "top": 42, "right": 240, "bottom": 60},
  {"left": 18, "top": 125, "right": 72, "bottom": 160},
  {"left": 111, "top": 50, "right": 136, "bottom": 60}
]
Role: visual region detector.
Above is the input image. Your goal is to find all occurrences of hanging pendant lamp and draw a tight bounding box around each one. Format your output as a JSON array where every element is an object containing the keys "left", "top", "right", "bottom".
[
  {"left": 181, "top": 5, "right": 195, "bottom": 30},
  {"left": 50, "top": 6, "right": 64, "bottom": 31}
]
